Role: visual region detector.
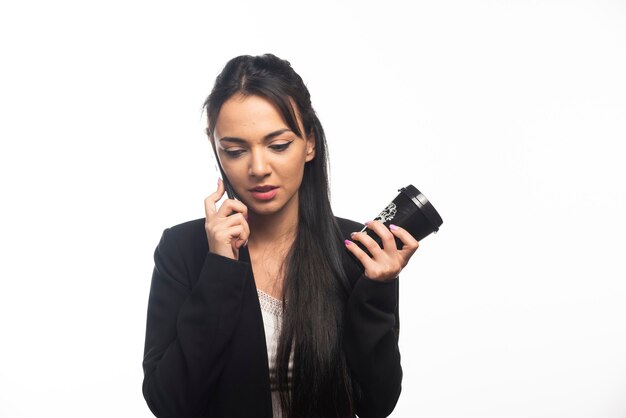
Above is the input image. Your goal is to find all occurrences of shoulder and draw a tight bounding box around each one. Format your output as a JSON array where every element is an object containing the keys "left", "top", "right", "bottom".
[
  {"left": 160, "top": 218, "right": 206, "bottom": 249},
  {"left": 333, "top": 216, "right": 366, "bottom": 286},
  {"left": 164, "top": 217, "right": 206, "bottom": 239},
  {"left": 334, "top": 216, "right": 364, "bottom": 237},
  {"left": 156, "top": 218, "right": 208, "bottom": 273}
]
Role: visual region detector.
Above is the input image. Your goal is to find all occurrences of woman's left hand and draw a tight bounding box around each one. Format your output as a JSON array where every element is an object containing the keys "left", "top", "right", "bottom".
[{"left": 345, "top": 221, "right": 420, "bottom": 282}]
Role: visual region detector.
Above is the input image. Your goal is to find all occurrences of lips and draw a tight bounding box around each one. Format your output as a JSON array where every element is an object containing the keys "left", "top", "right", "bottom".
[
  {"left": 250, "top": 185, "right": 279, "bottom": 201},
  {"left": 250, "top": 185, "right": 278, "bottom": 192}
]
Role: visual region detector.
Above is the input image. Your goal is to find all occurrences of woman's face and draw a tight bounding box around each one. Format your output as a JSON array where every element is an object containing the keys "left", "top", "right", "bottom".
[{"left": 213, "top": 93, "right": 315, "bottom": 217}]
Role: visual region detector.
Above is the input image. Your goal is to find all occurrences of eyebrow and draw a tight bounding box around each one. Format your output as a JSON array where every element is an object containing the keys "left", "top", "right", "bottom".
[{"left": 218, "top": 128, "right": 293, "bottom": 144}]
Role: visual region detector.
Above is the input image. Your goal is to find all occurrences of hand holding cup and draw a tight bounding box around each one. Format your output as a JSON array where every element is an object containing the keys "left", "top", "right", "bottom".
[
  {"left": 345, "top": 221, "right": 419, "bottom": 281},
  {"left": 344, "top": 184, "right": 444, "bottom": 281}
]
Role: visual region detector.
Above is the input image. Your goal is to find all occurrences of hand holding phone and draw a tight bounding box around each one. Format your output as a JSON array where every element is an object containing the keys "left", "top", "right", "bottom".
[{"left": 204, "top": 178, "right": 250, "bottom": 260}]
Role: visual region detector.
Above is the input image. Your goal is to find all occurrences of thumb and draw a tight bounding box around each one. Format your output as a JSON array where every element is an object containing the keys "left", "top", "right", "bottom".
[{"left": 231, "top": 240, "right": 240, "bottom": 260}]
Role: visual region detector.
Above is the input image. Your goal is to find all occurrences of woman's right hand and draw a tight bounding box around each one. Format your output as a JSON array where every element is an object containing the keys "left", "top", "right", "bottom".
[{"left": 204, "top": 178, "right": 250, "bottom": 260}]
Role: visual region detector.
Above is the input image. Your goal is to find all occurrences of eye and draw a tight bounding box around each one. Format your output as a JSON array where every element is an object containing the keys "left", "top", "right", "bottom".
[
  {"left": 269, "top": 141, "right": 293, "bottom": 152},
  {"left": 223, "top": 149, "right": 245, "bottom": 158}
]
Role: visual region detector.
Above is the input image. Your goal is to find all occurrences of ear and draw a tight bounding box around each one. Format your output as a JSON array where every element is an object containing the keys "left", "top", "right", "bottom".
[{"left": 305, "top": 132, "right": 316, "bottom": 162}]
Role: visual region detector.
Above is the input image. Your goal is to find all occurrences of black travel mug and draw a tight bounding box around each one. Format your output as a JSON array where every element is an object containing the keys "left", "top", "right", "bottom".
[{"left": 352, "top": 185, "right": 443, "bottom": 258}]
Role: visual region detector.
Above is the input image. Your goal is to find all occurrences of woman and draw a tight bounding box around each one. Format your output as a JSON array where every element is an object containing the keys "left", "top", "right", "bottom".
[{"left": 142, "top": 54, "right": 420, "bottom": 418}]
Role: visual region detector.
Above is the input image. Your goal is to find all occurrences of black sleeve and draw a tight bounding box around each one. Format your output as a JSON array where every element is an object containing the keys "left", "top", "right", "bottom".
[
  {"left": 344, "top": 275, "right": 402, "bottom": 418},
  {"left": 142, "top": 228, "right": 252, "bottom": 418}
]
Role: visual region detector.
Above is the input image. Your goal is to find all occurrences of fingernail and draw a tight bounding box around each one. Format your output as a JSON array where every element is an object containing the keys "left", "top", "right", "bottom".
[
  {"left": 350, "top": 232, "right": 356, "bottom": 237},
  {"left": 389, "top": 224, "right": 398, "bottom": 231},
  {"left": 364, "top": 221, "right": 370, "bottom": 226},
  {"left": 217, "top": 178, "right": 222, "bottom": 186},
  {"left": 344, "top": 239, "right": 352, "bottom": 246}
]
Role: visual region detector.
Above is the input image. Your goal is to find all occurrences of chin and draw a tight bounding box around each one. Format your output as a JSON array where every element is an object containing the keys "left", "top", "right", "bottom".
[{"left": 248, "top": 203, "right": 283, "bottom": 216}]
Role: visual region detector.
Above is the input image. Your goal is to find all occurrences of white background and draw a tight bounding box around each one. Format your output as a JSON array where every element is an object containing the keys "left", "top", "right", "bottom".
[{"left": 1, "top": 0, "right": 625, "bottom": 417}]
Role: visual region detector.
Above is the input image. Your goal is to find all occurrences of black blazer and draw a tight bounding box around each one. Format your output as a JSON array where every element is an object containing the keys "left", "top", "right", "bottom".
[{"left": 142, "top": 216, "right": 402, "bottom": 418}]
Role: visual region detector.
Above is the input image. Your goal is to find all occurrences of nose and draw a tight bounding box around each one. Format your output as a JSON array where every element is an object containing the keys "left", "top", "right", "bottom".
[{"left": 248, "top": 149, "right": 271, "bottom": 178}]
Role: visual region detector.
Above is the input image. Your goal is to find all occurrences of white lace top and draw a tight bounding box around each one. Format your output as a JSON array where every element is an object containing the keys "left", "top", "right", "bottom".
[{"left": 257, "top": 289, "right": 292, "bottom": 417}]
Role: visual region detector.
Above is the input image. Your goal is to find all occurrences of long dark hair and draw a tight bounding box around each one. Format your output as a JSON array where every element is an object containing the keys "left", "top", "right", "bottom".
[{"left": 204, "top": 54, "right": 355, "bottom": 417}]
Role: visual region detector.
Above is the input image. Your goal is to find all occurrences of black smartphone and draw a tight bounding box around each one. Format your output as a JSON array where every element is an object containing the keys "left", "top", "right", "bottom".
[
  {"left": 219, "top": 168, "right": 238, "bottom": 201},
  {"left": 210, "top": 143, "right": 238, "bottom": 200}
]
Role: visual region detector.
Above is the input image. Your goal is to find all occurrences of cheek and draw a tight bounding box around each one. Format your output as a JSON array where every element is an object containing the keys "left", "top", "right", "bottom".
[
  {"left": 282, "top": 157, "right": 307, "bottom": 184},
  {"left": 219, "top": 158, "right": 245, "bottom": 184},
  {"left": 281, "top": 160, "right": 304, "bottom": 189}
]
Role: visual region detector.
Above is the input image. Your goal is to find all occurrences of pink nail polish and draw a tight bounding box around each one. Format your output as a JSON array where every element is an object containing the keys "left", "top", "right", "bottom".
[
  {"left": 344, "top": 239, "right": 351, "bottom": 246},
  {"left": 389, "top": 224, "right": 398, "bottom": 231}
]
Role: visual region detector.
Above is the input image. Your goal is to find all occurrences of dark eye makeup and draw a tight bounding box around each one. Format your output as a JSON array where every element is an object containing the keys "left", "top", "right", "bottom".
[
  {"left": 224, "top": 149, "right": 246, "bottom": 157},
  {"left": 223, "top": 141, "right": 293, "bottom": 158},
  {"left": 269, "top": 141, "right": 293, "bottom": 152}
]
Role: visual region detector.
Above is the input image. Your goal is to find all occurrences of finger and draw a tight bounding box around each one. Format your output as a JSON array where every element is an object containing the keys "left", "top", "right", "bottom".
[
  {"left": 216, "top": 198, "right": 249, "bottom": 219},
  {"left": 214, "top": 224, "right": 245, "bottom": 245},
  {"left": 224, "top": 214, "right": 250, "bottom": 248},
  {"left": 344, "top": 239, "right": 377, "bottom": 271},
  {"left": 204, "top": 178, "right": 226, "bottom": 217},
  {"left": 215, "top": 212, "right": 248, "bottom": 229},
  {"left": 234, "top": 235, "right": 248, "bottom": 249},
  {"left": 241, "top": 217, "right": 250, "bottom": 242},
  {"left": 349, "top": 230, "right": 384, "bottom": 257},
  {"left": 232, "top": 243, "right": 240, "bottom": 260},
  {"left": 230, "top": 224, "right": 248, "bottom": 250},
  {"left": 389, "top": 224, "right": 420, "bottom": 255},
  {"left": 230, "top": 221, "right": 249, "bottom": 256},
  {"left": 364, "top": 220, "right": 397, "bottom": 251}
]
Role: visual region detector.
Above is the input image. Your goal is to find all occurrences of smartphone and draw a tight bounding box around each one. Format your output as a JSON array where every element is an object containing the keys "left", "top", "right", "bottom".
[
  {"left": 210, "top": 145, "right": 238, "bottom": 201},
  {"left": 220, "top": 169, "right": 237, "bottom": 201}
]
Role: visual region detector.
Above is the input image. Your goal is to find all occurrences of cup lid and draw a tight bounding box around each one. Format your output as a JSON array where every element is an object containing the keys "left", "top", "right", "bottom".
[{"left": 399, "top": 185, "right": 443, "bottom": 231}]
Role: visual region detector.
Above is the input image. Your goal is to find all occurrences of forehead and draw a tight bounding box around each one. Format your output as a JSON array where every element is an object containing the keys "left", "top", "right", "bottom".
[{"left": 215, "top": 94, "right": 290, "bottom": 139}]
